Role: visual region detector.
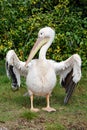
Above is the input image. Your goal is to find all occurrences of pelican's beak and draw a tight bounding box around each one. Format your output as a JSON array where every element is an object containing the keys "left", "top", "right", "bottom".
[{"left": 25, "top": 37, "right": 49, "bottom": 66}]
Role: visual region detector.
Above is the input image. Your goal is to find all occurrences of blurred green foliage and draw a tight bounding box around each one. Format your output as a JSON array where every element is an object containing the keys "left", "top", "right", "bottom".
[{"left": 0, "top": 0, "right": 87, "bottom": 67}]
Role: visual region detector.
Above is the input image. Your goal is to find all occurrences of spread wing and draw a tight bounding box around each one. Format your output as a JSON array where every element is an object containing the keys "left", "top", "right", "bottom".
[
  {"left": 53, "top": 54, "right": 82, "bottom": 104},
  {"left": 5, "top": 50, "right": 31, "bottom": 90},
  {"left": 5, "top": 51, "right": 21, "bottom": 90}
]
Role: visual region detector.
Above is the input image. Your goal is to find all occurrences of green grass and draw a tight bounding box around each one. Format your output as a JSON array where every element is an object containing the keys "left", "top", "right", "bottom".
[
  {"left": 0, "top": 60, "right": 87, "bottom": 130},
  {"left": 21, "top": 110, "right": 38, "bottom": 120}
]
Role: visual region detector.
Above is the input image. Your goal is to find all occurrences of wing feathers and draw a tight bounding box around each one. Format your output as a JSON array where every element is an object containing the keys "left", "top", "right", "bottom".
[
  {"left": 8, "top": 65, "right": 18, "bottom": 88},
  {"left": 61, "top": 69, "right": 73, "bottom": 93},
  {"left": 57, "top": 54, "right": 81, "bottom": 84},
  {"left": 65, "top": 54, "right": 81, "bottom": 83},
  {"left": 6, "top": 50, "right": 21, "bottom": 90},
  {"left": 61, "top": 69, "right": 76, "bottom": 104},
  {"left": 54, "top": 54, "right": 81, "bottom": 104},
  {"left": 64, "top": 80, "right": 76, "bottom": 104}
]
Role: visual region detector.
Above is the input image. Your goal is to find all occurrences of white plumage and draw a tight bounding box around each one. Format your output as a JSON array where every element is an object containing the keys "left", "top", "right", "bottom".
[
  {"left": 26, "top": 59, "right": 56, "bottom": 96},
  {"left": 6, "top": 50, "right": 30, "bottom": 90},
  {"left": 25, "top": 27, "right": 81, "bottom": 112}
]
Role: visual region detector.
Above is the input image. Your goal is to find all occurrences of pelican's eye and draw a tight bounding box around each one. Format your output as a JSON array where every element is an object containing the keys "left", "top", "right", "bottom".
[
  {"left": 40, "top": 32, "right": 44, "bottom": 36},
  {"left": 39, "top": 32, "right": 45, "bottom": 38}
]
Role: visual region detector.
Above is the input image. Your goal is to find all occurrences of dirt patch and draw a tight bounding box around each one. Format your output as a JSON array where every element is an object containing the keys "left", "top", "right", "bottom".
[
  {"left": 0, "top": 116, "right": 47, "bottom": 130},
  {"left": 67, "top": 121, "right": 87, "bottom": 130},
  {"left": 62, "top": 118, "right": 87, "bottom": 130}
]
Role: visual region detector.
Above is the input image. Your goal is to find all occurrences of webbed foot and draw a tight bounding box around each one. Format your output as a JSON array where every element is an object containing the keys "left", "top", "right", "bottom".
[
  {"left": 30, "top": 108, "right": 40, "bottom": 112},
  {"left": 42, "top": 107, "right": 56, "bottom": 112}
]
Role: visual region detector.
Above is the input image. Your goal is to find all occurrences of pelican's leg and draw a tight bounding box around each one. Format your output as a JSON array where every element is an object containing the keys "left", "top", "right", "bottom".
[
  {"left": 30, "top": 94, "right": 40, "bottom": 112},
  {"left": 42, "top": 94, "right": 56, "bottom": 112}
]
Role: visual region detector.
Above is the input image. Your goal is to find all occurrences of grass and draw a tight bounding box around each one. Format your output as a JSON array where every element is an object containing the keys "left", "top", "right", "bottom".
[{"left": 0, "top": 60, "right": 87, "bottom": 130}]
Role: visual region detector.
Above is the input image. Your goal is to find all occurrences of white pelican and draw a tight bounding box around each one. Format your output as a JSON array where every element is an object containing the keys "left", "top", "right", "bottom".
[
  {"left": 6, "top": 50, "right": 29, "bottom": 90},
  {"left": 25, "top": 27, "right": 81, "bottom": 112}
]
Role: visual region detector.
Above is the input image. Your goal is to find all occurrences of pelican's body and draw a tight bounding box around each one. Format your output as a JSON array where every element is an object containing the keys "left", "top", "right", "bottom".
[
  {"left": 26, "top": 59, "right": 56, "bottom": 96},
  {"left": 25, "top": 27, "right": 81, "bottom": 112}
]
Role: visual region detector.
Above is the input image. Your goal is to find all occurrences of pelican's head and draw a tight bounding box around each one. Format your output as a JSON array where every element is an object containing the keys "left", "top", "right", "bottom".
[{"left": 25, "top": 27, "right": 55, "bottom": 66}]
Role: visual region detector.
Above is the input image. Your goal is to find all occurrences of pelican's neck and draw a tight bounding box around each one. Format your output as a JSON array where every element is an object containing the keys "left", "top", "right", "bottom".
[{"left": 39, "top": 38, "right": 53, "bottom": 60}]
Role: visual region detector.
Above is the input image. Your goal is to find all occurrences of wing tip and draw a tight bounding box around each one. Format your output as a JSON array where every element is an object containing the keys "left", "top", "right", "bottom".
[{"left": 64, "top": 81, "right": 76, "bottom": 105}]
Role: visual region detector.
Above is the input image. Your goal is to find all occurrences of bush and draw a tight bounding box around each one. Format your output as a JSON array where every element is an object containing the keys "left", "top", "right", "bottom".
[{"left": 0, "top": 0, "right": 87, "bottom": 67}]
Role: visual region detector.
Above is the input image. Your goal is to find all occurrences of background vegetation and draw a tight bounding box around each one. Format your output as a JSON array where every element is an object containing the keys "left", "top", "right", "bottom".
[{"left": 0, "top": 0, "right": 87, "bottom": 67}]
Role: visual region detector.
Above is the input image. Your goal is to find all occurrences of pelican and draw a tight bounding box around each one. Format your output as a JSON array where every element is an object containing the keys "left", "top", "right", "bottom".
[
  {"left": 25, "top": 27, "right": 81, "bottom": 112},
  {"left": 6, "top": 50, "right": 29, "bottom": 90}
]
